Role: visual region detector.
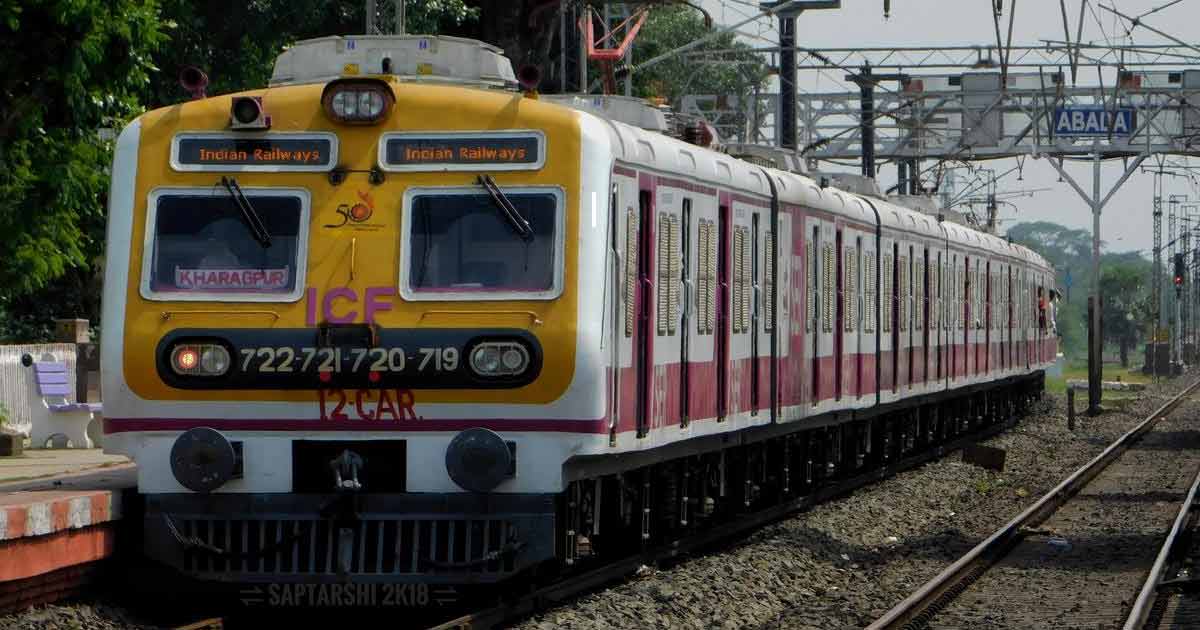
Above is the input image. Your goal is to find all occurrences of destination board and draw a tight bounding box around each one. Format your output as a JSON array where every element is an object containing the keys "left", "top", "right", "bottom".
[
  {"left": 379, "top": 131, "right": 545, "bottom": 171},
  {"left": 172, "top": 133, "right": 338, "bottom": 172}
]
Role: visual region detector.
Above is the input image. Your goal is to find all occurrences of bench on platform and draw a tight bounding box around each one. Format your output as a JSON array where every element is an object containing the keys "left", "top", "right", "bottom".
[{"left": 23, "top": 355, "right": 102, "bottom": 449}]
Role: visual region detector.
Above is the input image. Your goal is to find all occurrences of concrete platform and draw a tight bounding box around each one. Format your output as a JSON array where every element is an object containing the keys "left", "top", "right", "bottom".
[
  {"left": 0, "top": 449, "right": 131, "bottom": 487},
  {"left": 0, "top": 450, "right": 136, "bottom": 613}
]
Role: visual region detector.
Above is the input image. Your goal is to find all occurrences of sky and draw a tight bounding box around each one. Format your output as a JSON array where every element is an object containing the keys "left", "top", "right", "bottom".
[{"left": 694, "top": 0, "right": 1200, "bottom": 259}]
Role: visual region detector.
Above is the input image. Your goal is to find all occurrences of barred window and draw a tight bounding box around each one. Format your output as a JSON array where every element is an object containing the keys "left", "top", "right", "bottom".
[
  {"left": 957, "top": 265, "right": 964, "bottom": 330},
  {"left": 931, "top": 260, "right": 940, "bottom": 331},
  {"left": 842, "top": 248, "right": 853, "bottom": 332},
  {"left": 696, "top": 219, "right": 717, "bottom": 335},
  {"left": 657, "top": 214, "right": 670, "bottom": 335},
  {"left": 706, "top": 221, "right": 717, "bottom": 334},
  {"left": 765, "top": 230, "right": 775, "bottom": 332},
  {"left": 882, "top": 253, "right": 893, "bottom": 333},
  {"left": 822, "top": 242, "right": 834, "bottom": 332},
  {"left": 864, "top": 252, "right": 876, "bottom": 333},
  {"left": 624, "top": 207, "right": 637, "bottom": 338},
  {"left": 806, "top": 240, "right": 816, "bottom": 332},
  {"left": 899, "top": 255, "right": 909, "bottom": 332},
  {"left": 915, "top": 258, "right": 925, "bottom": 332},
  {"left": 732, "top": 226, "right": 747, "bottom": 333}
]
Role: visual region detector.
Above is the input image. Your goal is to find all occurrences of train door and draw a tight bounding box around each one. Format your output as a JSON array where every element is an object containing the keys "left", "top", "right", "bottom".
[
  {"left": 859, "top": 233, "right": 877, "bottom": 401},
  {"left": 853, "top": 235, "right": 864, "bottom": 401},
  {"left": 808, "top": 223, "right": 820, "bottom": 406},
  {"left": 893, "top": 240, "right": 903, "bottom": 393},
  {"left": 985, "top": 261, "right": 992, "bottom": 375},
  {"left": 635, "top": 190, "right": 653, "bottom": 438},
  {"left": 935, "top": 251, "right": 943, "bottom": 382},
  {"left": 835, "top": 228, "right": 844, "bottom": 401},
  {"left": 751, "top": 212, "right": 761, "bottom": 414},
  {"left": 877, "top": 236, "right": 894, "bottom": 397},
  {"left": 680, "top": 199, "right": 692, "bottom": 427},
  {"left": 717, "top": 204, "right": 729, "bottom": 421},
  {"left": 922, "top": 247, "right": 932, "bottom": 387}
]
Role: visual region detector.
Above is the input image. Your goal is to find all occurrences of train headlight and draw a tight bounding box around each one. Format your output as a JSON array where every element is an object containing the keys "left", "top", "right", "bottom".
[
  {"left": 469, "top": 342, "right": 529, "bottom": 377},
  {"left": 322, "top": 80, "right": 392, "bottom": 124},
  {"left": 171, "top": 343, "right": 231, "bottom": 376},
  {"left": 200, "top": 346, "right": 231, "bottom": 374}
]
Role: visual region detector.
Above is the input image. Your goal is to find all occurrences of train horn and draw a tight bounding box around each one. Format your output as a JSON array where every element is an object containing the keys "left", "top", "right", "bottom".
[
  {"left": 179, "top": 66, "right": 209, "bottom": 100},
  {"left": 517, "top": 65, "right": 542, "bottom": 95}
]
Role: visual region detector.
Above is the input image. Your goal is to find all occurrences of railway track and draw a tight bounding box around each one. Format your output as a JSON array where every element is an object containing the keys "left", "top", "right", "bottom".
[
  {"left": 1127, "top": 434, "right": 1200, "bottom": 629},
  {"left": 869, "top": 378, "right": 1200, "bottom": 630},
  {"left": 426, "top": 413, "right": 1029, "bottom": 630}
]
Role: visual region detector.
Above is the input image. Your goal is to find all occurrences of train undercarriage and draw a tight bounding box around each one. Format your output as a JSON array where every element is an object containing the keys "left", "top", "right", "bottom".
[{"left": 559, "top": 373, "right": 1044, "bottom": 570}]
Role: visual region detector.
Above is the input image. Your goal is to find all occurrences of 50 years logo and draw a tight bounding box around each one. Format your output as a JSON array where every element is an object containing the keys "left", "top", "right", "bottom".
[{"left": 325, "top": 190, "right": 378, "bottom": 229}]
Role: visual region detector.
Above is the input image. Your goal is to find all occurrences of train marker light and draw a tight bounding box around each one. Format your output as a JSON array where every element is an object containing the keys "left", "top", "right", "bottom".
[
  {"left": 322, "top": 80, "right": 393, "bottom": 124},
  {"left": 171, "top": 343, "right": 230, "bottom": 376},
  {"left": 469, "top": 342, "right": 529, "bottom": 377}
]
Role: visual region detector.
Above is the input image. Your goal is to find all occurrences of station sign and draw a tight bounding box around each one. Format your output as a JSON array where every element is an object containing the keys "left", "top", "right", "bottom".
[
  {"left": 1052, "top": 106, "right": 1137, "bottom": 137},
  {"left": 171, "top": 133, "right": 338, "bottom": 172},
  {"left": 379, "top": 131, "right": 545, "bottom": 172}
]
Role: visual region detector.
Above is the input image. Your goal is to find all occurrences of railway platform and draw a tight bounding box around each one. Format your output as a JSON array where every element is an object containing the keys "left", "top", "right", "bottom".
[{"left": 0, "top": 449, "right": 135, "bottom": 614}]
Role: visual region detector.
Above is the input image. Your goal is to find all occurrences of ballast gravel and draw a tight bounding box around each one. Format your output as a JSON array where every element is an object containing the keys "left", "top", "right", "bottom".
[
  {"left": 2, "top": 378, "right": 1188, "bottom": 630},
  {"left": 514, "top": 378, "right": 1193, "bottom": 630}
]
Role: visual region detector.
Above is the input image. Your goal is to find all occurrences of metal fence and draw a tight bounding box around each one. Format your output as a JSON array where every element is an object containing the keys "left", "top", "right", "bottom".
[{"left": 0, "top": 344, "right": 78, "bottom": 436}]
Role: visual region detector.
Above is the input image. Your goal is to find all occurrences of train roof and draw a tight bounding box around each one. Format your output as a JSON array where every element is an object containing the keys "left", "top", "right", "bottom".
[{"left": 580, "top": 104, "right": 1052, "bottom": 273}]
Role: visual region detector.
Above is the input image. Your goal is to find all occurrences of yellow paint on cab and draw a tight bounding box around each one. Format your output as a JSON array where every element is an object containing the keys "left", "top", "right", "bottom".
[{"left": 123, "top": 80, "right": 581, "bottom": 404}]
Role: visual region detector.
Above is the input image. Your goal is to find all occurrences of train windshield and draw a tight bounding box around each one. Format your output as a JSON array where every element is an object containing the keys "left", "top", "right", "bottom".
[
  {"left": 145, "top": 191, "right": 305, "bottom": 299},
  {"left": 406, "top": 189, "right": 560, "bottom": 298}
]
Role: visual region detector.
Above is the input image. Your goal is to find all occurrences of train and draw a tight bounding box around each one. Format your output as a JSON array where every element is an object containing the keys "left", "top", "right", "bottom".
[{"left": 99, "top": 34, "right": 1057, "bottom": 593}]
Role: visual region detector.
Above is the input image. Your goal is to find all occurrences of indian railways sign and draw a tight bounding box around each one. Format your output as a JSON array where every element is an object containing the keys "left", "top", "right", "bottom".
[
  {"left": 379, "top": 131, "right": 545, "bottom": 172},
  {"left": 171, "top": 132, "right": 338, "bottom": 172},
  {"left": 1052, "top": 106, "right": 1137, "bottom": 137}
]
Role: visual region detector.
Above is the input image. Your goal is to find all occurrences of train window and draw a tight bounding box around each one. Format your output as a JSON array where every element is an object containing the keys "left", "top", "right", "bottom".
[
  {"left": 706, "top": 220, "right": 717, "bottom": 334},
  {"left": 957, "top": 264, "right": 964, "bottom": 330},
  {"left": 868, "top": 250, "right": 878, "bottom": 331},
  {"left": 898, "top": 255, "right": 908, "bottom": 332},
  {"left": 733, "top": 227, "right": 744, "bottom": 333},
  {"left": 656, "top": 213, "right": 681, "bottom": 336},
  {"left": 624, "top": 206, "right": 637, "bottom": 338},
  {"left": 806, "top": 238, "right": 816, "bottom": 332},
  {"left": 843, "top": 247, "right": 855, "bottom": 332},
  {"left": 882, "top": 253, "right": 892, "bottom": 333},
  {"left": 822, "top": 242, "right": 834, "bottom": 333},
  {"left": 915, "top": 256, "right": 925, "bottom": 332},
  {"left": 141, "top": 188, "right": 308, "bottom": 301},
  {"left": 696, "top": 219, "right": 710, "bottom": 335},
  {"left": 765, "top": 229, "right": 775, "bottom": 333},
  {"left": 404, "top": 187, "right": 562, "bottom": 300}
]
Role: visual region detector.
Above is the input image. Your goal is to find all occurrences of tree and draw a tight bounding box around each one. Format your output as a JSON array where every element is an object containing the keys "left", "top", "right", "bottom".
[
  {"left": 629, "top": 6, "right": 766, "bottom": 104},
  {"left": 1099, "top": 263, "right": 1153, "bottom": 367},
  {"left": 145, "top": 0, "right": 479, "bottom": 108},
  {"left": 0, "top": 0, "right": 165, "bottom": 341}
]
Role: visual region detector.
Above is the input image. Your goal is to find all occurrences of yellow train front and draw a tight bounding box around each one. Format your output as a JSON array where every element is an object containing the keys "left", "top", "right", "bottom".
[{"left": 100, "top": 36, "right": 612, "bottom": 587}]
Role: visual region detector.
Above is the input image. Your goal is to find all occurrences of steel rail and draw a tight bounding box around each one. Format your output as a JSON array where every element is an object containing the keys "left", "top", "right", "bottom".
[
  {"left": 867, "top": 378, "right": 1200, "bottom": 630},
  {"left": 426, "top": 413, "right": 1028, "bottom": 630},
  {"left": 1123, "top": 460, "right": 1200, "bottom": 629}
]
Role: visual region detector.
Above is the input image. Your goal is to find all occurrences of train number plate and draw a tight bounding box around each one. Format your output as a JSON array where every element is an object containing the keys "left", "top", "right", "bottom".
[{"left": 239, "top": 346, "right": 460, "bottom": 376}]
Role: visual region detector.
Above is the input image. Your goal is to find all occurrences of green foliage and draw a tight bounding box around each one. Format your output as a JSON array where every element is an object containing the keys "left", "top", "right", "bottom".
[
  {"left": 0, "top": 0, "right": 164, "bottom": 316},
  {"left": 630, "top": 6, "right": 768, "bottom": 111},
  {"left": 1006, "top": 220, "right": 1157, "bottom": 364},
  {"left": 0, "top": 0, "right": 476, "bottom": 342},
  {"left": 144, "top": 0, "right": 479, "bottom": 108}
]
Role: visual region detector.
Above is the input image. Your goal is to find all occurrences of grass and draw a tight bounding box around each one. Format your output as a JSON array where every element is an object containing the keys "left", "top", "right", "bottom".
[{"left": 1045, "top": 360, "right": 1158, "bottom": 415}]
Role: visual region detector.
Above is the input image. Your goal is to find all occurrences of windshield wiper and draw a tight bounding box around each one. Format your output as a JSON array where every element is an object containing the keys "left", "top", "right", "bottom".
[
  {"left": 476, "top": 174, "right": 533, "bottom": 241},
  {"left": 220, "top": 176, "right": 272, "bottom": 248}
]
